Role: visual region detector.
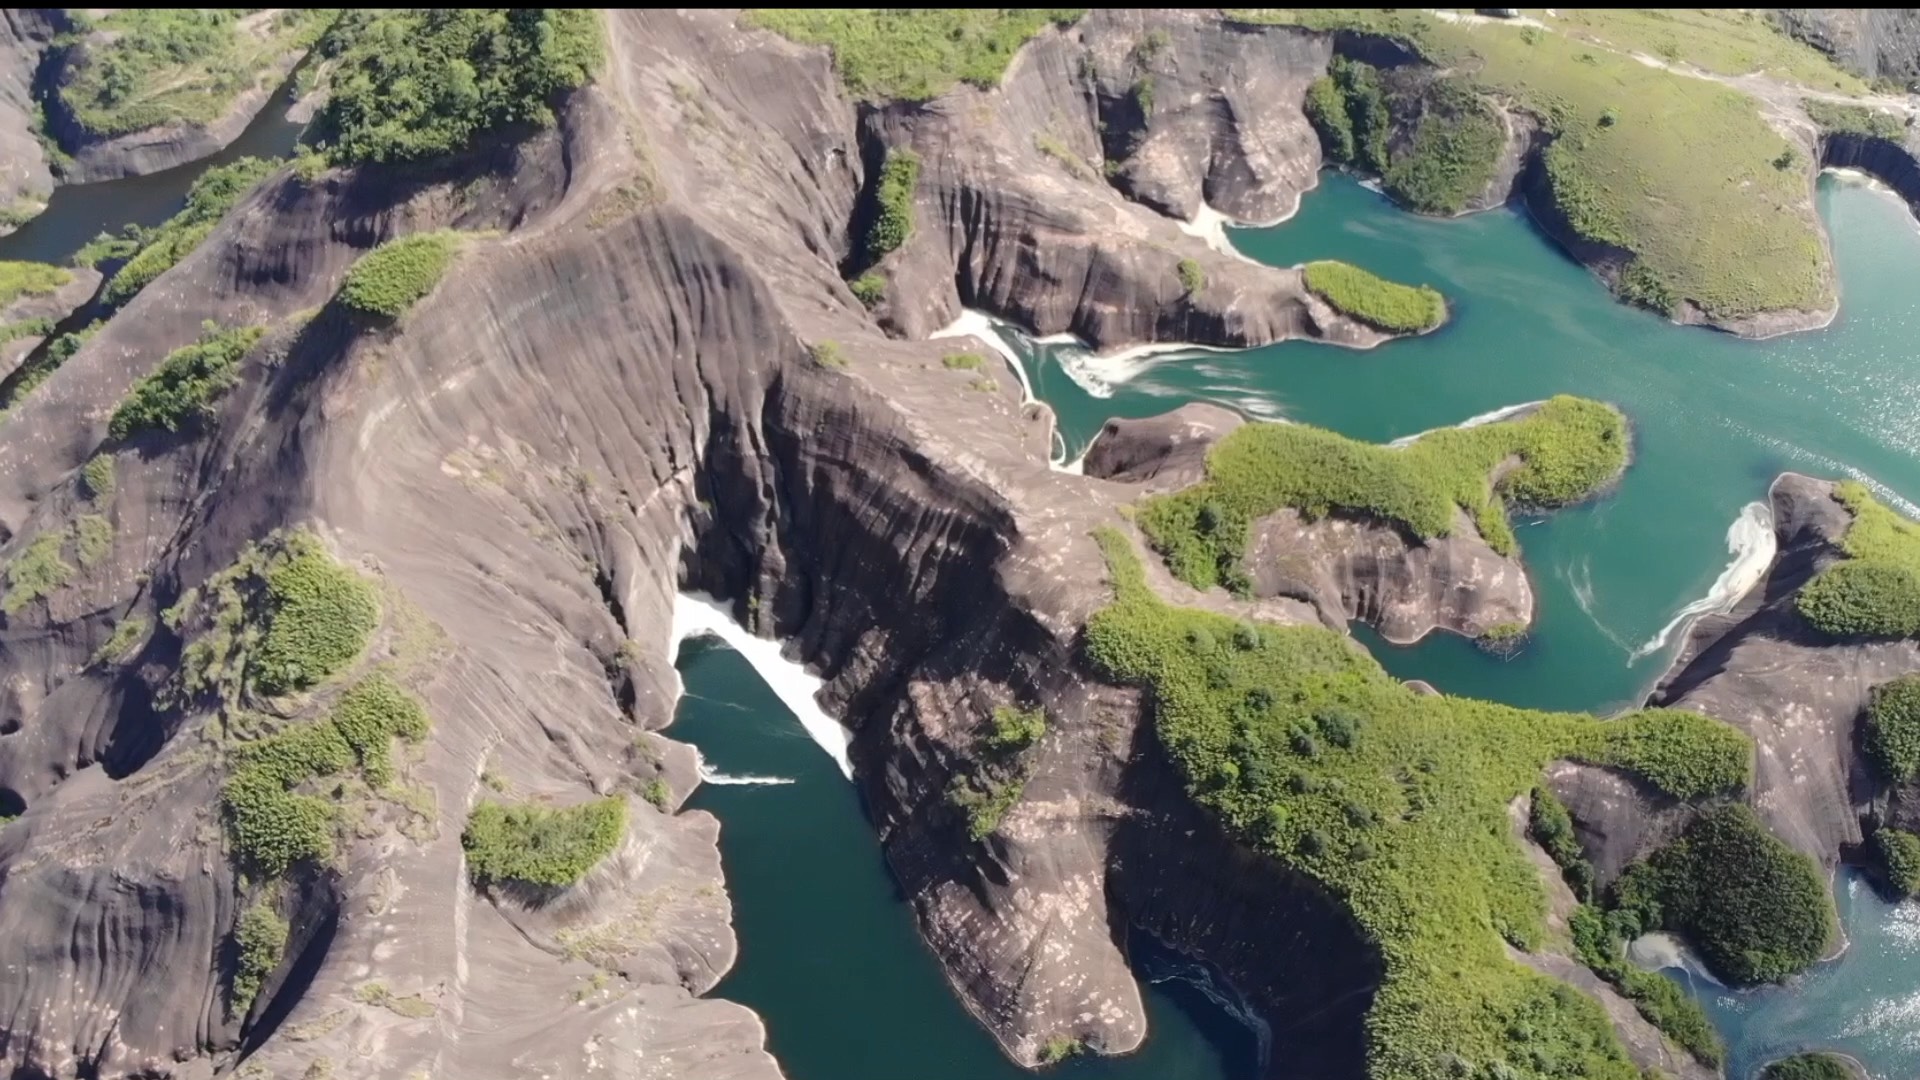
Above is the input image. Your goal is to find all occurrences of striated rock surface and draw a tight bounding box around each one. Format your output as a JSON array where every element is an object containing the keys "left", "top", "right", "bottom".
[
  {"left": 0, "top": 9, "right": 62, "bottom": 233},
  {"left": 1775, "top": 9, "right": 1920, "bottom": 84},
  {"left": 0, "top": 265, "right": 98, "bottom": 378}
]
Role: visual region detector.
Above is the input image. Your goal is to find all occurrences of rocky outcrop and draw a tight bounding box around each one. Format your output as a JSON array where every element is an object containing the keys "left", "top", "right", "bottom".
[
  {"left": 1081, "top": 402, "right": 1533, "bottom": 643},
  {"left": 0, "top": 9, "right": 63, "bottom": 234},
  {"left": 1774, "top": 9, "right": 1920, "bottom": 85},
  {"left": 1819, "top": 127, "right": 1920, "bottom": 220}
]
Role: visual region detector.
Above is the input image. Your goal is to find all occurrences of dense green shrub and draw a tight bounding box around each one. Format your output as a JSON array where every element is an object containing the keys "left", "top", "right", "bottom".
[
  {"left": 1798, "top": 482, "right": 1920, "bottom": 639},
  {"left": 947, "top": 774, "right": 1026, "bottom": 840},
  {"left": 0, "top": 317, "right": 54, "bottom": 344},
  {"left": 866, "top": 149, "right": 921, "bottom": 262},
  {"left": 1381, "top": 77, "right": 1505, "bottom": 215},
  {"left": 1081, "top": 529, "right": 1753, "bottom": 1077},
  {"left": 108, "top": 324, "right": 265, "bottom": 439},
  {"left": 809, "top": 340, "right": 848, "bottom": 369},
  {"left": 251, "top": 539, "right": 380, "bottom": 696},
  {"left": 1136, "top": 394, "right": 1626, "bottom": 587},
  {"left": 941, "top": 352, "right": 984, "bottom": 370},
  {"left": 849, "top": 270, "right": 887, "bottom": 307},
  {"left": 1305, "top": 57, "right": 1389, "bottom": 171},
  {"left": 1177, "top": 258, "right": 1205, "bottom": 294},
  {"left": 461, "top": 797, "right": 627, "bottom": 888},
  {"left": 1568, "top": 905, "right": 1723, "bottom": 1066},
  {"left": 74, "top": 514, "right": 112, "bottom": 568},
  {"left": 0, "top": 260, "right": 69, "bottom": 305},
  {"left": 230, "top": 901, "right": 289, "bottom": 1014},
  {"left": 743, "top": 9, "right": 1083, "bottom": 101},
  {"left": 1303, "top": 260, "right": 1446, "bottom": 333},
  {"left": 1303, "top": 74, "right": 1356, "bottom": 163},
  {"left": 314, "top": 9, "right": 604, "bottom": 164},
  {"left": 987, "top": 705, "right": 1047, "bottom": 751},
  {"left": 1, "top": 531, "right": 74, "bottom": 615},
  {"left": 104, "top": 157, "right": 280, "bottom": 307},
  {"left": 1762, "top": 1052, "right": 1859, "bottom": 1080},
  {"left": 82, "top": 455, "right": 115, "bottom": 503},
  {"left": 222, "top": 673, "right": 431, "bottom": 876},
  {"left": 1600, "top": 707, "right": 1753, "bottom": 799},
  {"left": 1528, "top": 785, "right": 1593, "bottom": 900},
  {"left": 91, "top": 615, "right": 150, "bottom": 665},
  {"left": 338, "top": 233, "right": 459, "bottom": 318},
  {"left": 1867, "top": 675, "right": 1920, "bottom": 781},
  {"left": 1612, "top": 804, "right": 1834, "bottom": 985},
  {"left": 1477, "top": 620, "right": 1527, "bottom": 656},
  {"left": 1875, "top": 828, "right": 1920, "bottom": 897}
]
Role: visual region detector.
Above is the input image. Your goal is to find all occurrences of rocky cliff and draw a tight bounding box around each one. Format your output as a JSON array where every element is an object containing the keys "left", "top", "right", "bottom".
[
  {"left": 0, "top": 10, "right": 1724, "bottom": 1080},
  {"left": 1775, "top": 9, "right": 1920, "bottom": 85},
  {"left": 0, "top": 8, "right": 61, "bottom": 233}
]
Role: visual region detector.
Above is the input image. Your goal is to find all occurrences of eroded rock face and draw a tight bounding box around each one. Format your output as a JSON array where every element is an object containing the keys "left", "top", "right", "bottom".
[
  {"left": 0, "top": 266, "right": 98, "bottom": 379},
  {"left": 0, "top": 9, "right": 61, "bottom": 232},
  {"left": 1775, "top": 9, "right": 1920, "bottom": 84}
]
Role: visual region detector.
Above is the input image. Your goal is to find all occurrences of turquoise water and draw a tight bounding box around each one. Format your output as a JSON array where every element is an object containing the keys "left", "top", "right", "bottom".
[
  {"left": 999, "top": 172, "right": 1920, "bottom": 1078},
  {"left": 672, "top": 637, "right": 1260, "bottom": 1080}
]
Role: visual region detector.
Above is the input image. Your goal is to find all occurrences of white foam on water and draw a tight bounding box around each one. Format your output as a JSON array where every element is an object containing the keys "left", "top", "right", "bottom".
[
  {"left": 931, "top": 309, "right": 1037, "bottom": 406},
  {"left": 1387, "top": 400, "right": 1545, "bottom": 448},
  {"left": 1054, "top": 338, "right": 1244, "bottom": 399},
  {"left": 1628, "top": 932, "right": 1726, "bottom": 988},
  {"left": 672, "top": 592, "right": 854, "bottom": 780},
  {"left": 1628, "top": 500, "right": 1777, "bottom": 662},
  {"left": 1564, "top": 556, "right": 1634, "bottom": 655},
  {"left": 697, "top": 760, "right": 797, "bottom": 787}
]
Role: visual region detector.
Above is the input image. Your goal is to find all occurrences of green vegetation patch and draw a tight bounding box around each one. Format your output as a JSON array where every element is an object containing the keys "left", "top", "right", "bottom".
[
  {"left": 1177, "top": 258, "right": 1205, "bottom": 295},
  {"left": 223, "top": 674, "right": 431, "bottom": 877},
  {"left": 1236, "top": 10, "right": 1831, "bottom": 321},
  {"left": 1302, "top": 260, "right": 1445, "bottom": 333},
  {"left": 1867, "top": 676, "right": 1920, "bottom": 781},
  {"left": 849, "top": 270, "right": 887, "bottom": 307},
  {"left": 82, "top": 455, "right": 115, "bottom": 503},
  {"left": 1381, "top": 77, "right": 1505, "bottom": 215},
  {"left": 1084, "top": 530, "right": 1753, "bottom": 1077},
  {"left": 58, "top": 10, "right": 336, "bottom": 138},
  {"left": 92, "top": 615, "right": 150, "bottom": 666},
  {"left": 313, "top": 9, "right": 604, "bottom": 165},
  {"left": 1761, "top": 1052, "right": 1858, "bottom": 1080},
  {"left": 866, "top": 148, "right": 921, "bottom": 262},
  {"left": 74, "top": 514, "right": 112, "bottom": 569},
  {"left": 0, "top": 261, "right": 70, "bottom": 306},
  {"left": 0, "top": 317, "right": 55, "bottom": 344},
  {"left": 338, "top": 233, "right": 459, "bottom": 319},
  {"left": 987, "top": 704, "right": 1047, "bottom": 751},
  {"left": 103, "top": 156, "right": 280, "bottom": 308},
  {"left": 1798, "top": 482, "right": 1920, "bottom": 639},
  {"left": 1528, "top": 785, "right": 1592, "bottom": 900},
  {"left": 1804, "top": 100, "right": 1909, "bottom": 141},
  {"left": 941, "top": 352, "right": 985, "bottom": 370},
  {"left": 1137, "top": 395, "right": 1626, "bottom": 589},
  {"left": 742, "top": 9, "right": 1083, "bottom": 101},
  {"left": 1306, "top": 56, "right": 1387, "bottom": 172},
  {"left": 1539, "top": 9, "right": 1867, "bottom": 93},
  {"left": 1613, "top": 804, "right": 1834, "bottom": 985},
  {"left": 2, "top": 530, "right": 75, "bottom": 615},
  {"left": 948, "top": 773, "right": 1026, "bottom": 840},
  {"left": 230, "top": 900, "right": 289, "bottom": 1014},
  {"left": 1600, "top": 707, "right": 1752, "bottom": 799},
  {"left": 109, "top": 323, "right": 265, "bottom": 440},
  {"left": 1875, "top": 828, "right": 1920, "bottom": 898},
  {"left": 176, "top": 530, "right": 378, "bottom": 705},
  {"left": 461, "top": 796, "right": 627, "bottom": 888}
]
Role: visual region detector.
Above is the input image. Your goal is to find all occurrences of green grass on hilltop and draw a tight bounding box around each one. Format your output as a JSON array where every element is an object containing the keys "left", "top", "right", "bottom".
[
  {"left": 1137, "top": 395, "right": 1626, "bottom": 590},
  {"left": 1084, "top": 529, "right": 1754, "bottom": 1079},
  {"left": 461, "top": 797, "right": 627, "bottom": 888},
  {"left": 1612, "top": 804, "right": 1835, "bottom": 985},
  {"left": 743, "top": 9, "right": 1083, "bottom": 101},
  {"left": 313, "top": 9, "right": 603, "bottom": 165},
  {"left": 1303, "top": 260, "right": 1446, "bottom": 333},
  {"left": 0, "top": 261, "right": 70, "bottom": 306},
  {"left": 1797, "top": 481, "right": 1920, "bottom": 638},
  {"left": 1804, "top": 100, "right": 1909, "bottom": 141},
  {"left": 109, "top": 323, "right": 265, "bottom": 440},
  {"left": 1233, "top": 9, "right": 1831, "bottom": 321},
  {"left": 1539, "top": 10, "right": 1868, "bottom": 92},
  {"left": 103, "top": 156, "right": 280, "bottom": 308},
  {"left": 1762, "top": 1053, "right": 1859, "bottom": 1080},
  {"left": 59, "top": 10, "right": 336, "bottom": 138},
  {"left": 338, "top": 232, "right": 459, "bottom": 318}
]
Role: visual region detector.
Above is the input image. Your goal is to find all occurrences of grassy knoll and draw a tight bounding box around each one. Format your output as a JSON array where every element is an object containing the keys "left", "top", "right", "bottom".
[
  {"left": 0, "top": 261, "right": 70, "bottom": 306},
  {"left": 461, "top": 797, "right": 627, "bottom": 888},
  {"left": 1084, "top": 530, "right": 1754, "bottom": 1079},
  {"left": 1797, "top": 481, "right": 1920, "bottom": 638},
  {"left": 312, "top": 9, "right": 603, "bottom": 165},
  {"left": 1137, "top": 395, "right": 1626, "bottom": 590},
  {"left": 1233, "top": 10, "right": 1830, "bottom": 321},
  {"left": 1303, "top": 261, "right": 1445, "bottom": 332},
  {"left": 1613, "top": 804, "right": 1835, "bottom": 985},
  {"left": 109, "top": 324, "right": 265, "bottom": 440},
  {"left": 338, "top": 233, "right": 459, "bottom": 318},
  {"left": 1762, "top": 1054, "right": 1859, "bottom": 1080},
  {"left": 743, "top": 10, "right": 1083, "bottom": 101},
  {"left": 58, "top": 10, "right": 336, "bottom": 138},
  {"left": 103, "top": 156, "right": 280, "bottom": 307}
]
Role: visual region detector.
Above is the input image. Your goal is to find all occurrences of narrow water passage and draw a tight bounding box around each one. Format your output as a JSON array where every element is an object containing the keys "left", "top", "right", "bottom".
[{"left": 670, "top": 635, "right": 1261, "bottom": 1080}]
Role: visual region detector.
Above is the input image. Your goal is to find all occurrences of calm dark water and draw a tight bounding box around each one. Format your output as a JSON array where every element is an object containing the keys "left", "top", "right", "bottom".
[
  {"left": 998, "top": 172, "right": 1920, "bottom": 1078},
  {"left": 671, "top": 636, "right": 1263, "bottom": 1080},
  {"left": 0, "top": 88, "right": 306, "bottom": 266}
]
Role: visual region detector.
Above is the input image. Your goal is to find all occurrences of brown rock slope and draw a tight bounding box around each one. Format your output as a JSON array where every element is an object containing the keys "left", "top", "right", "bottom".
[{"left": 0, "top": 10, "right": 1665, "bottom": 1080}]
